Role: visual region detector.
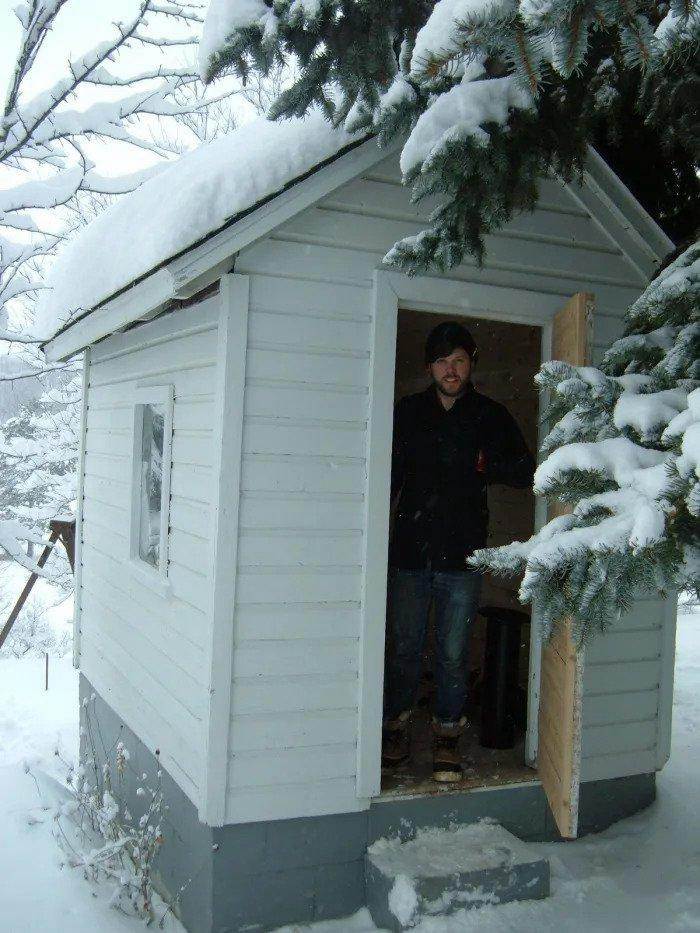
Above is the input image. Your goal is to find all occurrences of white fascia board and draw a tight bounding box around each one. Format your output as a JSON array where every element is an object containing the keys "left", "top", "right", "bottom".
[
  {"left": 574, "top": 147, "right": 675, "bottom": 280},
  {"left": 43, "top": 136, "right": 396, "bottom": 363},
  {"left": 43, "top": 267, "right": 177, "bottom": 362},
  {"left": 167, "top": 135, "right": 399, "bottom": 296}
]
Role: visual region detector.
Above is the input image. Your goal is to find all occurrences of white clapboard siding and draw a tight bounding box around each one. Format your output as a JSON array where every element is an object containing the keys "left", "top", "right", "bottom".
[
  {"left": 580, "top": 597, "right": 672, "bottom": 781},
  {"left": 225, "top": 244, "right": 371, "bottom": 822},
  {"left": 224, "top": 147, "right": 667, "bottom": 824},
  {"left": 78, "top": 295, "right": 221, "bottom": 808}
]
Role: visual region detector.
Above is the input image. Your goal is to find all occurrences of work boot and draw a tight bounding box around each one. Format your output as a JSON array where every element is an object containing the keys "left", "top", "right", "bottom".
[
  {"left": 432, "top": 717, "right": 467, "bottom": 783},
  {"left": 381, "top": 711, "right": 411, "bottom": 768}
]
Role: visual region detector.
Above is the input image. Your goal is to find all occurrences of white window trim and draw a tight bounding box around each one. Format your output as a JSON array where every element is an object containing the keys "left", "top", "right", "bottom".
[{"left": 128, "top": 384, "right": 174, "bottom": 597}]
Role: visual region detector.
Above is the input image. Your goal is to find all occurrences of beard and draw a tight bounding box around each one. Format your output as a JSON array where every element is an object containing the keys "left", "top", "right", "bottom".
[{"left": 434, "top": 373, "right": 469, "bottom": 397}]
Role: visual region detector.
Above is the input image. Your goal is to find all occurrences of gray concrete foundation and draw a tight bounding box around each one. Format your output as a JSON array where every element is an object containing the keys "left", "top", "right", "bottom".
[{"left": 80, "top": 675, "right": 657, "bottom": 932}]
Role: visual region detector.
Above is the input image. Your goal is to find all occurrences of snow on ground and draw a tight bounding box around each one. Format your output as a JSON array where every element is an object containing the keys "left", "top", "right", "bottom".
[
  {"left": 0, "top": 654, "right": 183, "bottom": 933},
  {"left": 0, "top": 607, "right": 698, "bottom": 932}
]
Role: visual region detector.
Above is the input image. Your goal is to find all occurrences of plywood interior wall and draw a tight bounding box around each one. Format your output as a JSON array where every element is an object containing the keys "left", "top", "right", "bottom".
[{"left": 393, "top": 308, "right": 541, "bottom": 677}]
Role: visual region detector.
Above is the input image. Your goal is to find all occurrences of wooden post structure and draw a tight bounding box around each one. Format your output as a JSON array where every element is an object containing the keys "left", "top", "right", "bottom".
[{"left": 0, "top": 517, "right": 76, "bottom": 652}]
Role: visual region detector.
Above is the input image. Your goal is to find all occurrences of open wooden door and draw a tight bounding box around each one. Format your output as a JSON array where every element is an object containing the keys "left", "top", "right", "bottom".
[{"left": 537, "top": 292, "right": 593, "bottom": 839}]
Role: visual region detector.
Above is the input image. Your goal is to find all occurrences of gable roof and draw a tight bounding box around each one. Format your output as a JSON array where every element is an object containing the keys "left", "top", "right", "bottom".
[{"left": 42, "top": 119, "right": 673, "bottom": 362}]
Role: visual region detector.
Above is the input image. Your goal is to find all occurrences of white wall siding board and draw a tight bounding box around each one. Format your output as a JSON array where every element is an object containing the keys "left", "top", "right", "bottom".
[
  {"left": 582, "top": 720, "right": 658, "bottom": 759},
  {"left": 231, "top": 709, "right": 358, "bottom": 752},
  {"left": 246, "top": 349, "right": 370, "bottom": 389},
  {"left": 235, "top": 568, "right": 362, "bottom": 605},
  {"left": 243, "top": 417, "right": 368, "bottom": 460},
  {"left": 232, "top": 638, "right": 358, "bottom": 679},
  {"left": 231, "top": 673, "right": 359, "bottom": 715},
  {"left": 580, "top": 749, "right": 659, "bottom": 783},
  {"left": 240, "top": 454, "right": 366, "bottom": 497},
  {"left": 585, "top": 629, "right": 663, "bottom": 665},
  {"left": 238, "top": 530, "right": 363, "bottom": 566},
  {"left": 80, "top": 295, "right": 222, "bottom": 810},
  {"left": 579, "top": 596, "right": 672, "bottom": 780},
  {"left": 585, "top": 660, "right": 661, "bottom": 695},
  {"left": 230, "top": 744, "right": 357, "bottom": 788},
  {"left": 234, "top": 603, "right": 361, "bottom": 642},
  {"left": 226, "top": 779, "right": 364, "bottom": 825},
  {"left": 583, "top": 691, "right": 659, "bottom": 728}
]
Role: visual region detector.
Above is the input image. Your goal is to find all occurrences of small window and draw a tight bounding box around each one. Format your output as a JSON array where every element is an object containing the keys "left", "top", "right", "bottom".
[{"left": 130, "top": 386, "right": 174, "bottom": 581}]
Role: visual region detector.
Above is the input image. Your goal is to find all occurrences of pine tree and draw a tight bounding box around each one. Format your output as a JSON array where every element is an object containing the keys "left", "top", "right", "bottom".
[
  {"left": 470, "top": 243, "right": 699, "bottom": 642},
  {"left": 199, "top": 0, "right": 699, "bottom": 268},
  {"left": 198, "top": 2, "right": 699, "bottom": 635}
]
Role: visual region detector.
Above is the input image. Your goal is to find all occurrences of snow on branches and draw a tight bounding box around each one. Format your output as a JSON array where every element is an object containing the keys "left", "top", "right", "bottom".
[
  {"left": 198, "top": 0, "right": 699, "bottom": 274},
  {"left": 0, "top": 372, "right": 81, "bottom": 581},
  {"left": 471, "top": 242, "right": 700, "bottom": 643},
  {"left": 0, "top": 0, "right": 207, "bottom": 332}
]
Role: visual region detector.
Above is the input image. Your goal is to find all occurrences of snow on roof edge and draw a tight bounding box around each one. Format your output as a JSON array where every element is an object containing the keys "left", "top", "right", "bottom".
[
  {"left": 41, "top": 130, "right": 673, "bottom": 353},
  {"left": 39, "top": 112, "right": 368, "bottom": 344}
]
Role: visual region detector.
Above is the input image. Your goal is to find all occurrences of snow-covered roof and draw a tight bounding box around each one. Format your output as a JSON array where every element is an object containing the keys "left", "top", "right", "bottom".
[
  {"left": 40, "top": 103, "right": 673, "bottom": 359},
  {"left": 39, "top": 112, "right": 362, "bottom": 339}
]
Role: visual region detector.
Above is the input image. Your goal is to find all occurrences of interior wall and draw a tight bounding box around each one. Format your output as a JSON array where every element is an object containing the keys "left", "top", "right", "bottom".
[{"left": 393, "top": 308, "right": 541, "bottom": 681}]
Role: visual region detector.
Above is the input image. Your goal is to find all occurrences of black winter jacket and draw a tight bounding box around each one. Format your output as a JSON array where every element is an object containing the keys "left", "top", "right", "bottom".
[{"left": 389, "top": 384, "right": 535, "bottom": 572}]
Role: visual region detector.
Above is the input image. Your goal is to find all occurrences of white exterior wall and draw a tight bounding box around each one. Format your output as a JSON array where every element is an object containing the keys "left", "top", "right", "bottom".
[
  {"left": 77, "top": 294, "right": 221, "bottom": 806},
  {"left": 224, "top": 150, "right": 675, "bottom": 824}
]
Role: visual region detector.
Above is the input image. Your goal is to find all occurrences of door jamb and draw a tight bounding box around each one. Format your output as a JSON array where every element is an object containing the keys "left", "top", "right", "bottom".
[{"left": 357, "top": 270, "right": 557, "bottom": 798}]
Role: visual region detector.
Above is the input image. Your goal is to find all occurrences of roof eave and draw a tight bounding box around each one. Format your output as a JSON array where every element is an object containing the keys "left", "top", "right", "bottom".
[
  {"left": 42, "top": 137, "right": 675, "bottom": 363},
  {"left": 579, "top": 146, "right": 675, "bottom": 276},
  {"left": 42, "top": 133, "right": 394, "bottom": 362}
]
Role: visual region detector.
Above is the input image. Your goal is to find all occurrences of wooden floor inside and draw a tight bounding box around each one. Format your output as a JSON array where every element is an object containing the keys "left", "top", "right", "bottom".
[{"left": 380, "top": 705, "right": 537, "bottom": 798}]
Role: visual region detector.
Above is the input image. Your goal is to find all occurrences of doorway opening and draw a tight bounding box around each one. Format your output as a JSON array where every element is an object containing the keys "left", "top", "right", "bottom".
[{"left": 380, "top": 307, "right": 542, "bottom": 798}]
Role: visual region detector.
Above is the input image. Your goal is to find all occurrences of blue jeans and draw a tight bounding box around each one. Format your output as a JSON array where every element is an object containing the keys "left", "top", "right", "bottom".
[{"left": 384, "top": 568, "right": 482, "bottom": 725}]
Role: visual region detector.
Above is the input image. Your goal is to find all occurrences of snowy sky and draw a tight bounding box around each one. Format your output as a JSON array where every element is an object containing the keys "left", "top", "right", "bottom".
[
  {"left": 0, "top": 0, "right": 204, "bottom": 178},
  {"left": 0, "top": 1, "right": 160, "bottom": 99}
]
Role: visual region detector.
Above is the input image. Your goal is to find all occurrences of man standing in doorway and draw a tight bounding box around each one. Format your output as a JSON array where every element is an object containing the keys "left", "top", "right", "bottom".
[{"left": 383, "top": 321, "right": 535, "bottom": 782}]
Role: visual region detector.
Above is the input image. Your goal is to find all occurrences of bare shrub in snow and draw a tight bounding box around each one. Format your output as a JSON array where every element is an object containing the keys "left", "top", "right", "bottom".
[
  {"left": 2, "top": 593, "right": 70, "bottom": 658},
  {"left": 50, "top": 693, "right": 170, "bottom": 923}
]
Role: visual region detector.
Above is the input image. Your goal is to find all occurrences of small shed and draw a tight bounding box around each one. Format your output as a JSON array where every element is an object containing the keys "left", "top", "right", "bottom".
[{"left": 42, "top": 113, "right": 677, "bottom": 932}]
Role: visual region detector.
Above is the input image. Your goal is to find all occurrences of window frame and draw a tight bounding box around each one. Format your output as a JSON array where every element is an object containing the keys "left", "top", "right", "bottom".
[{"left": 128, "top": 384, "right": 174, "bottom": 592}]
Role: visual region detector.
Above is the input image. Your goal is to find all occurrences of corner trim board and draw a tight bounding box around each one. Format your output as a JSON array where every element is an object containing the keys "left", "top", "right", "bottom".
[
  {"left": 656, "top": 593, "right": 678, "bottom": 769},
  {"left": 72, "top": 347, "right": 90, "bottom": 668},
  {"left": 201, "top": 273, "right": 250, "bottom": 824}
]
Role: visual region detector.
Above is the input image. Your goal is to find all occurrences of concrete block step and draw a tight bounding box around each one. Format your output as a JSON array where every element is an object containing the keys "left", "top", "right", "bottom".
[{"left": 366, "top": 818, "right": 549, "bottom": 930}]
